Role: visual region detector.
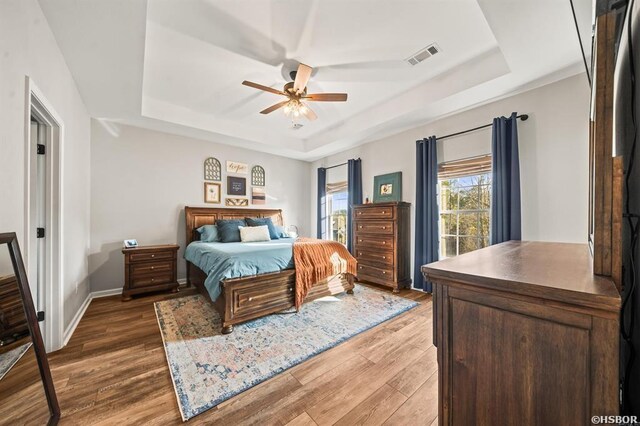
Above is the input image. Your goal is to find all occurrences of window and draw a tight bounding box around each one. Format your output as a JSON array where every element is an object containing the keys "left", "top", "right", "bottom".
[
  {"left": 438, "top": 156, "right": 492, "bottom": 258},
  {"left": 326, "top": 182, "right": 348, "bottom": 245}
]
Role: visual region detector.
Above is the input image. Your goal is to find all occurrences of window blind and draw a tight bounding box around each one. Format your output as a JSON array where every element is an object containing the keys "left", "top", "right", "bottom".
[
  {"left": 326, "top": 180, "right": 348, "bottom": 194},
  {"left": 438, "top": 154, "right": 492, "bottom": 179}
]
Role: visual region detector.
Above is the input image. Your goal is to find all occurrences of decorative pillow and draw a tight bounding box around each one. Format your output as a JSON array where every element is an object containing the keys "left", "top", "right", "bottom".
[
  {"left": 240, "top": 225, "right": 271, "bottom": 242},
  {"left": 216, "top": 219, "right": 246, "bottom": 243},
  {"left": 196, "top": 225, "right": 220, "bottom": 242},
  {"left": 245, "top": 217, "right": 280, "bottom": 240},
  {"left": 274, "top": 225, "right": 289, "bottom": 238}
]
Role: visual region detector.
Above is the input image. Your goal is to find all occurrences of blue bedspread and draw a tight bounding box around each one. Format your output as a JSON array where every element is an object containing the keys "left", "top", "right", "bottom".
[{"left": 184, "top": 238, "right": 295, "bottom": 301}]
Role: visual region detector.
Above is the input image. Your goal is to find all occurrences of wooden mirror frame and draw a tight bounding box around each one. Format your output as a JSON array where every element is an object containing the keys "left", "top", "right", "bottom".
[{"left": 1, "top": 232, "right": 60, "bottom": 425}]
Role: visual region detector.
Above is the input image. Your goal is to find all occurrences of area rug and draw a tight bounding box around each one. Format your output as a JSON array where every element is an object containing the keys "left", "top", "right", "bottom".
[
  {"left": 0, "top": 342, "right": 31, "bottom": 381},
  {"left": 154, "top": 284, "right": 418, "bottom": 421}
]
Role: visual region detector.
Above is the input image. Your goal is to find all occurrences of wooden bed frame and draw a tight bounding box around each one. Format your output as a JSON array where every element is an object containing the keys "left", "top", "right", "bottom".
[{"left": 185, "top": 206, "right": 355, "bottom": 334}]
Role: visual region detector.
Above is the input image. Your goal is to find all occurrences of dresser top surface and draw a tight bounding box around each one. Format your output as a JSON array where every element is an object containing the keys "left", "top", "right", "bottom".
[{"left": 422, "top": 241, "right": 620, "bottom": 311}]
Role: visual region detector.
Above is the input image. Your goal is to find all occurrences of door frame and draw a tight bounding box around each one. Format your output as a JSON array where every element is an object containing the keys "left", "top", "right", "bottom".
[{"left": 24, "top": 77, "right": 64, "bottom": 352}]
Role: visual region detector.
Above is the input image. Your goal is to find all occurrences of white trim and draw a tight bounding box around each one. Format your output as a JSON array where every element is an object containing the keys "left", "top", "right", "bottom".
[
  {"left": 62, "top": 283, "right": 190, "bottom": 347},
  {"left": 62, "top": 292, "right": 91, "bottom": 347},
  {"left": 91, "top": 288, "right": 123, "bottom": 299},
  {"left": 62, "top": 288, "right": 122, "bottom": 346},
  {"left": 25, "top": 77, "right": 65, "bottom": 353}
]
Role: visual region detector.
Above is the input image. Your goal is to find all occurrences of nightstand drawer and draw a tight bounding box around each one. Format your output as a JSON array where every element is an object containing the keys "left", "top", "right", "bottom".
[
  {"left": 131, "top": 272, "right": 174, "bottom": 289},
  {"left": 129, "top": 250, "right": 173, "bottom": 263},
  {"left": 131, "top": 260, "right": 173, "bottom": 277},
  {"left": 355, "top": 220, "right": 394, "bottom": 235}
]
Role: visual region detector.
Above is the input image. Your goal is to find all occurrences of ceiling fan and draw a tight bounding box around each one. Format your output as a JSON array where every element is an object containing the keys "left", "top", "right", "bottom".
[{"left": 242, "top": 63, "right": 348, "bottom": 121}]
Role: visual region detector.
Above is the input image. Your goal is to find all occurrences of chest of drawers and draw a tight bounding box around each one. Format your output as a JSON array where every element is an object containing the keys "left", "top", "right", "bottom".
[
  {"left": 353, "top": 202, "right": 411, "bottom": 292},
  {"left": 122, "top": 244, "right": 179, "bottom": 300}
]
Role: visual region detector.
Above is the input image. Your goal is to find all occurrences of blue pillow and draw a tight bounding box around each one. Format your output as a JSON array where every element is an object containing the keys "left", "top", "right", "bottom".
[
  {"left": 274, "top": 225, "right": 288, "bottom": 238},
  {"left": 245, "top": 217, "right": 280, "bottom": 240},
  {"left": 196, "top": 225, "right": 219, "bottom": 242},
  {"left": 216, "top": 219, "right": 246, "bottom": 243}
]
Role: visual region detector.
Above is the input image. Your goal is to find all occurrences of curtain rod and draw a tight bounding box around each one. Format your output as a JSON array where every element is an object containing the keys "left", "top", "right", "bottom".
[
  {"left": 435, "top": 114, "right": 529, "bottom": 142},
  {"left": 323, "top": 157, "right": 361, "bottom": 170}
]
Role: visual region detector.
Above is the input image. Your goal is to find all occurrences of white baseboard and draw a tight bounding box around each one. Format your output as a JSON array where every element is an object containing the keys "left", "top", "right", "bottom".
[
  {"left": 62, "top": 292, "right": 92, "bottom": 346},
  {"left": 62, "top": 280, "right": 186, "bottom": 347},
  {"left": 91, "top": 288, "right": 123, "bottom": 299}
]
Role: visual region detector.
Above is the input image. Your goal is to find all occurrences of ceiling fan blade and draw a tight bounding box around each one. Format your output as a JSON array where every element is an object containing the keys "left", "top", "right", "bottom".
[
  {"left": 242, "top": 81, "right": 286, "bottom": 96},
  {"left": 260, "top": 100, "right": 289, "bottom": 114},
  {"left": 301, "top": 104, "right": 317, "bottom": 121},
  {"left": 304, "top": 93, "right": 348, "bottom": 102},
  {"left": 293, "top": 63, "right": 313, "bottom": 93}
]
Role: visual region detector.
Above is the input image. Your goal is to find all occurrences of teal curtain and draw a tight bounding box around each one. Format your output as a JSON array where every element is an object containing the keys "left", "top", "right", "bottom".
[
  {"left": 491, "top": 112, "right": 521, "bottom": 244},
  {"left": 414, "top": 136, "right": 439, "bottom": 292},
  {"left": 347, "top": 159, "right": 362, "bottom": 253},
  {"left": 317, "top": 167, "right": 326, "bottom": 239}
]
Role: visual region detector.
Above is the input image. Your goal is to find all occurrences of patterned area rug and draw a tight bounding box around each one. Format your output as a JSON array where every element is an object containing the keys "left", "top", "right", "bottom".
[
  {"left": 0, "top": 342, "right": 31, "bottom": 381},
  {"left": 154, "top": 284, "right": 418, "bottom": 421}
]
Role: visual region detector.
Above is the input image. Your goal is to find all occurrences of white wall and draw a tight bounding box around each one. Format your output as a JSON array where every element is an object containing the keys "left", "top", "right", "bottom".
[
  {"left": 311, "top": 74, "right": 591, "bottom": 281},
  {"left": 90, "top": 122, "right": 311, "bottom": 292},
  {"left": 0, "top": 0, "right": 92, "bottom": 333}
]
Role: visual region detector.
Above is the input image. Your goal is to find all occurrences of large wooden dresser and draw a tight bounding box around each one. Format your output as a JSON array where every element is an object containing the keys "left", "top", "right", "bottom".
[
  {"left": 422, "top": 241, "right": 620, "bottom": 426},
  {"left": 353, "top": 202, "right": 411, "bottom": 292}
]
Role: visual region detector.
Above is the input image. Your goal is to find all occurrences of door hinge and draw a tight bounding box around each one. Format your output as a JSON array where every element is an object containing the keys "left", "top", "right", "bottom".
[
  {"left": 37, "top": 311, "right": 45, "bottom": 322},
  {"left": 36, "top": 228, "right": 45, "bottom": 238},
  {"left": 37, "top": 144, "right": 45, "bottom": 155}
]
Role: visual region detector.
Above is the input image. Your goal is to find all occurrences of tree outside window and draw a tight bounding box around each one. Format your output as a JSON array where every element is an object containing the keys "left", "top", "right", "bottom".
[{"left": 439, "top": 173, "right": 491, "bottom": 258}]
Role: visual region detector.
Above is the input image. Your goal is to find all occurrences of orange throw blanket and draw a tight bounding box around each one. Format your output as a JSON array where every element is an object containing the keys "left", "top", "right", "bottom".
[{"left": 292, "top": 238, "right": 357, "bottom": 308}]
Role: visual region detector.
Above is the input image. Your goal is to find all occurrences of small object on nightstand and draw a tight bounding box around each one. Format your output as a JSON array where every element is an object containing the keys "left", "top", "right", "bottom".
[{"left": 122, "top": 244, "right": 179, "bottom": 301}]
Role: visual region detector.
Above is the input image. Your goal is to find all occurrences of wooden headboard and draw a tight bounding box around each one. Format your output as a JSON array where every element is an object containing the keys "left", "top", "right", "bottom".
[{"left": 185, "top": 206, "right": 284, "bottom": 245}]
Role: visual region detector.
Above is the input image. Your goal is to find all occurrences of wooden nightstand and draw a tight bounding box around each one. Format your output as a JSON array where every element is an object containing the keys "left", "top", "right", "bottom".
[{"left": 122, "top": 244, "right": 179, "bottom": 301}]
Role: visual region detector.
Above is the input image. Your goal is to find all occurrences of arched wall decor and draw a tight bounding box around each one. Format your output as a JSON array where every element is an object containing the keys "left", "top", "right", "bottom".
[
  {"left": 204, "top": 157, "right": 221, "bottom": 181},
  {"left": 251, "top": 165, "right": 265, "bottom": 186}
]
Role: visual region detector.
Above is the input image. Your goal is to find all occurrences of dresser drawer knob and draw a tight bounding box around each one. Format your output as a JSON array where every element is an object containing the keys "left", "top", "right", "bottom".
[
  {"left": 382, "top": 271, "right": 386, "bottom": 275},
  {"left": 248, "top": 297, "right": 254, "bottom": 302},
  {"left": 359, "top": 266, "right": 363, "bottom": 269},
  {"left": 359, "top": 225, "right": 363, "bottom": 229},
  {"left": 358, "top": 212, "right": 362, "bottom": 215},
  {"left": 359, "top": 252, "right": 362, "bottom": 256},
  {"left": 288, "top": 287, "right": 293, "bottom": 292},
  {"left": 359, "top": 240, "right": 363, "bottom": 243},
  {"left": 382, "top": 241, "right": 386, "bottom": 245},
  {"left": 382, "top": 211, "right": 386, "bottom": 214},
  {"left": 151, "top": 278, "right": 155, "bottom": 282},
  {"left": 382, "top": 226, "right": 386, "bottom": 230},
  {"left": 151, "top": 266, "right": 155, "bottom": 270},
  {"left": 382, "top": 256, "right": 386, "bottom": 259},
  {"left": 151, "top": 254, "right": 155, "bottom": 258}
]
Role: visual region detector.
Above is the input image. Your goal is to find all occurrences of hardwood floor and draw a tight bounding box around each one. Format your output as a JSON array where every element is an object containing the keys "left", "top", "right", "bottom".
[{"left": 45, "top": 285, "right": 437, "bottom": 425}]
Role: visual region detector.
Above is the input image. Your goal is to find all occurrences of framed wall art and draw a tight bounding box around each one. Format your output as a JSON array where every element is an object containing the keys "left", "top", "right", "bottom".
[
  {"left": 227, "top": 176, "right": 246, "bottom": 196},
  {"left": 252, "top": 187, "right": 266, "bottom": 205},
  {"left": 226, "top": 161, "right": 248, "bottom": 174},
  {"left": 251, "top": 165, "right": 265, "bottom": 186},
  {"left": 373, "top": 172, "right": 402, "bottom": 203},
  {"left": 204, "top": 157, "right": 221, "bottom": 181},
  {"left": 204, "top": 182, "right": 221, "bottom": 204},
  {"left": 225, "top": 198, "right": 249, "bottom": 207}
]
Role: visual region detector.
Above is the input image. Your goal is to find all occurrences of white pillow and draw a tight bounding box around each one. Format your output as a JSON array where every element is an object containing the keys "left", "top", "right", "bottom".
[{"left": 239, "top": 225, "right": 271, "bottom": 242}]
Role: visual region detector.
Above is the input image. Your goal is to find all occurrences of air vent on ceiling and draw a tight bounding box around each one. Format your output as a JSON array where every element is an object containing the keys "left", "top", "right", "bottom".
[
  {"left": 406, "top": 43, "right": 440, "bottom": 66},
  {"left": 291, "top": 123, "right": 304, "bottom": 130}
]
